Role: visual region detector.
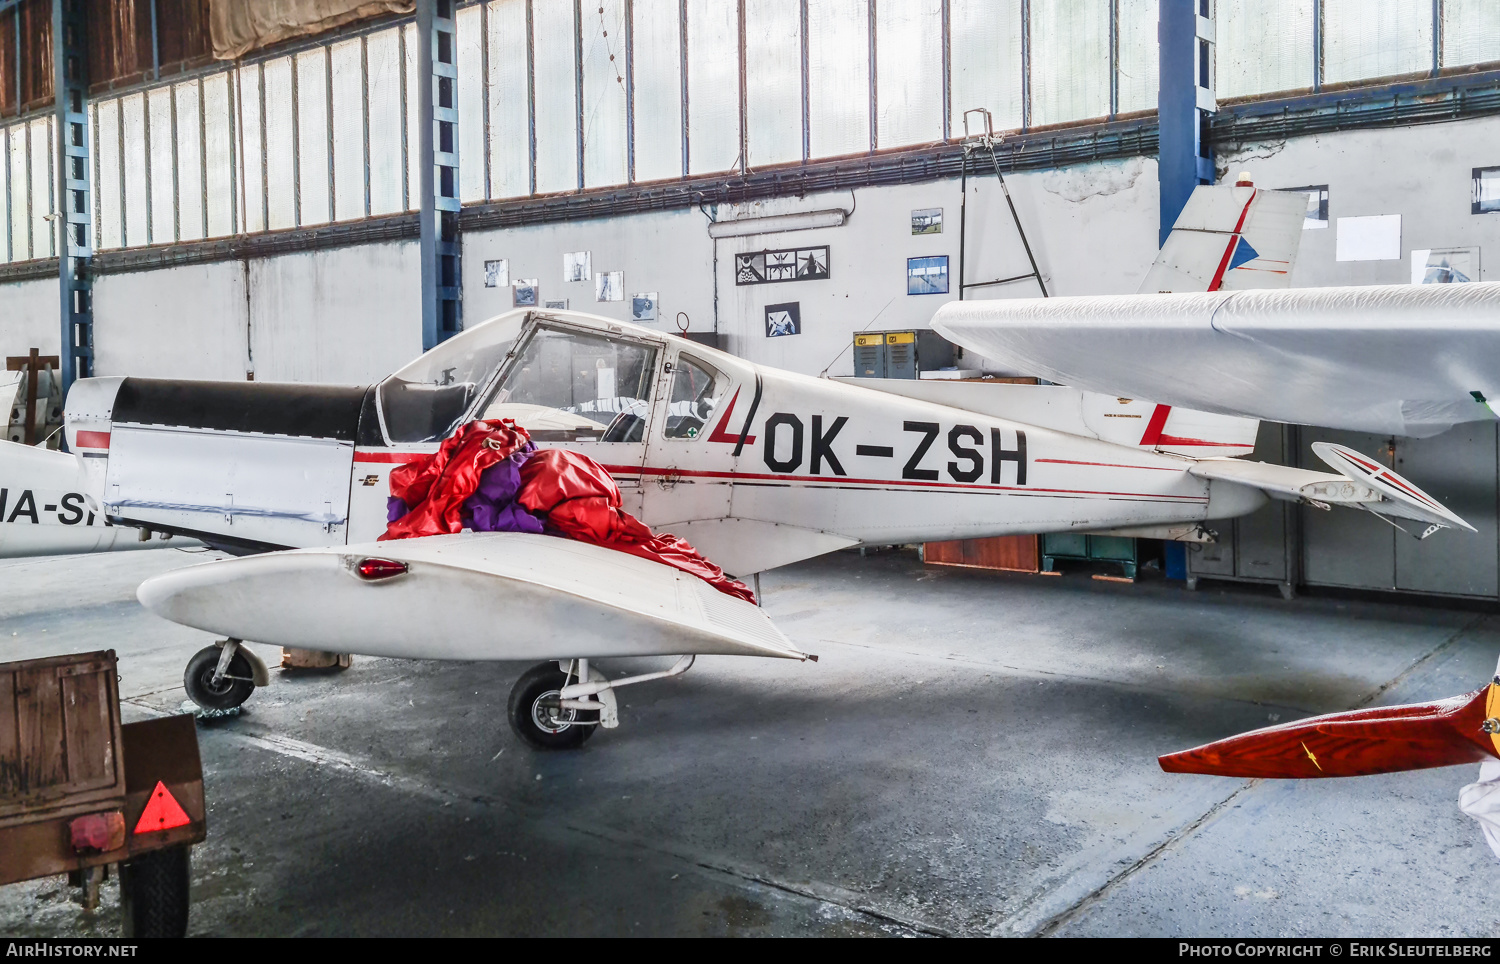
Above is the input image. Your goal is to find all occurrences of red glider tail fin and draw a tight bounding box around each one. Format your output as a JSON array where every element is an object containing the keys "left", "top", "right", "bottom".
[{"left": 1160, "top": 681, "right": 1500, "bottom": 779}]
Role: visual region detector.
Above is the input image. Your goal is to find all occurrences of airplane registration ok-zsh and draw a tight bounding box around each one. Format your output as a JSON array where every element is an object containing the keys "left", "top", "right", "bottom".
[{"left": 0, "top": 177, "right": 1490, "bottom": 752}]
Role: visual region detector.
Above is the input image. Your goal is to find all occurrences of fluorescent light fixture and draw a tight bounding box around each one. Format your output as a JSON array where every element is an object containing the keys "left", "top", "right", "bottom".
[{"left": 707, "top": 208, "right": 848, "bottom": 239}]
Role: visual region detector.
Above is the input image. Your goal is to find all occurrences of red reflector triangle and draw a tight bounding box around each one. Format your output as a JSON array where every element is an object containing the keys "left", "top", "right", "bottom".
[{"left": 133, "top": 780, "right": 191, "bottom": 835}]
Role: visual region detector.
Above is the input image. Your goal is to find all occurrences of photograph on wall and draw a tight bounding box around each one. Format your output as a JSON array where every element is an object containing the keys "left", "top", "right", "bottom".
[
  {"left": 1411, "top": 247, "right": 1479, "bottom": 284},
  {"left": 1473, "top": 167, "right": 1500, "bottom": 215},
  {"left": 483, "top": 259, "right": 509, "bottom": 287},
  {"left": 1284, "top": 185, "right": 1329, "bottom": 230},
  {"left": 596, "top": 270, "right": 623, "bottom": 302},
  {"left": 765, "top": 302, "right": 801, "bottom": 337},
  {"left": 735, "top": 246, "right": 830, "bottom": 285},
  {"left": 911, "top": 208, "right": 943, "bottom": 234},
  {"left": 907, "top": 256, "right": 949, "bottom": 295},
  {"left": 543, "top": 299, "right": 569, "bottom": 310},
  {"left": 631, "top": 292, "right": 659, "bottom": 322},
  {"left": 564, "top": 251, "right": 592, "bottom": 282},
  {"left": 513, "top": 280, "right": 539, "bottom": 307}
]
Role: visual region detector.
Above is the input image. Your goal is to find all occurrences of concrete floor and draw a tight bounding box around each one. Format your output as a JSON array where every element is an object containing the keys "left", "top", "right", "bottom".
[{"left": 2, "top": 545, "right": 1498, "bottom": 937}]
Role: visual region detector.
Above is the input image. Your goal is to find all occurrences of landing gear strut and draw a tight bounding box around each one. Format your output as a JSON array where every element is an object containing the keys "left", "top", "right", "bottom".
[{"left": 506, "top": 656, "right": 695, "bottom": 750}]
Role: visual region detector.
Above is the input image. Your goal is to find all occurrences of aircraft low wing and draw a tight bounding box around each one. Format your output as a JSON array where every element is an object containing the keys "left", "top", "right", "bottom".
[
  {"left": 933, "top": 281, "right": 1500, "bottom": 439},
  {"left": 136, "top": 531, "right": 808, "bottom": 663}
]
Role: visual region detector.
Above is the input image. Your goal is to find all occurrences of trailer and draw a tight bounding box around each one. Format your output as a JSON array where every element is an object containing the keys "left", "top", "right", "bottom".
[{"left": 0, "top": 650, "right": 206, "bottom": 937}]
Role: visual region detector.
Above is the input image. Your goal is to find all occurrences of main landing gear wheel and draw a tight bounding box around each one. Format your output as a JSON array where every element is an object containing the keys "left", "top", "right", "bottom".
[
  {"left": 183, "top": 645, "right": 255, "bottom": 711},
  {"left": 507, "top": 663, "right": 598, "bottom": 750}
]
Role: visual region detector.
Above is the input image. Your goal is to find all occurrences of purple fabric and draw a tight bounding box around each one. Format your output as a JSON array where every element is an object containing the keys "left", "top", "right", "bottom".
[
  {"left": 461, "top": 445, "right": 544, "bottom": 534},
  {"left": 389, "top": 443, "right": 542, "bottom": 534}
]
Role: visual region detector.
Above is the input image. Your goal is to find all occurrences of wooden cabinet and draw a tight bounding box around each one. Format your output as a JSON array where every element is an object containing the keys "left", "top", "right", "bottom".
[{"left": 923, "top": 535, "right": 1041, "bottom": 573}]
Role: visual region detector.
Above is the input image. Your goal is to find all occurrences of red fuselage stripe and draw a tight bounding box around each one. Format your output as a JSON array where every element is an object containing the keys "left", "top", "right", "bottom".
[
  {"left": 1035, "top": 458, "right": 1182, "bottom": 471},
  {"left": 75, "top": 430, "right": 110, "bottom": 449},
  {"left": 354, "top": 452, "right": 428, "bottom": 464},
  {"left": 597, "top": 463, "right": 1205, "bottom": 502},
  {"left": 1156, "top": 435, "right": 1252, "bottom": 447}
]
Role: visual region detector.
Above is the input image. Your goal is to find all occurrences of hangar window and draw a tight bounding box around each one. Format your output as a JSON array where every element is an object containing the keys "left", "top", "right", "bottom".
[
  {"left": 480, "top": 325, "right": 660, "bottom": 443},
  {"left": 664, "top": 355, "right": 728, "bottom": 440}
]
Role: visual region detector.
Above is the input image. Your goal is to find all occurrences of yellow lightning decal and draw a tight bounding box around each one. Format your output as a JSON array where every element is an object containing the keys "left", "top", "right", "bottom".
[
  {"left": 1301, "top": 741, "right": 1323, "bottom": 772},
  {"left": 1488, "top": 681, "right": 1500, "bottom": 756}
]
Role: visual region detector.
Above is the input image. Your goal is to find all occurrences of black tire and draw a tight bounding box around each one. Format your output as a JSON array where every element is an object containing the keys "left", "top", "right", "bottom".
[
  {"left": 183, "top": 645, "right": 255, "bottom": 711},
  {"left": 507, "top": 663, "right": 597, "bottom": 750},
  {"left": 120, "top": 846, "right": 191, "bottom": 938}
]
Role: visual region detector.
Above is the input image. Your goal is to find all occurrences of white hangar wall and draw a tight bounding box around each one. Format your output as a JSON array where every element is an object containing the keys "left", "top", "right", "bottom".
[
  {"left": 0, "top": 242, "right": 421, "bottom": 386},
  {"left": 1219, "top": 113, "right": 1500, "bottom": 288},
  {"left": 2, "top": 116, "right": 1500, "bottom": 381},
  {"left": 461, "top": 158, "right": 1160, "bottom": 377}
]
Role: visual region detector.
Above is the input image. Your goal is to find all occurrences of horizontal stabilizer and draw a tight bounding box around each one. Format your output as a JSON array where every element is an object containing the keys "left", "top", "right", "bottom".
[
  {"left": 1312, "top": 441, "right": 1475, "bottom": 531},
  {"left": 1186, "top": 446, "right": 1473, "bottom": 534},
  {"left": 1160, "top": 682, "right": 1500, "bottom": 778},
  {"left": 137, "top": 532, "right": 807, "bottom": 662}
]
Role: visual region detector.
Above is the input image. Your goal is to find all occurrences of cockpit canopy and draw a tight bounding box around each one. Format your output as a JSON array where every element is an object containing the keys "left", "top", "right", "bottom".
[{"left": 374, "top": 310, "right": 728, "bottom": 446}]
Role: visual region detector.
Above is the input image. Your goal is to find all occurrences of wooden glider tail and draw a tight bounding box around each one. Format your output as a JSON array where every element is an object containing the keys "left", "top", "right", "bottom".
[{"left": 1160, "top": 681, "right": 1500, "bottom": 779}]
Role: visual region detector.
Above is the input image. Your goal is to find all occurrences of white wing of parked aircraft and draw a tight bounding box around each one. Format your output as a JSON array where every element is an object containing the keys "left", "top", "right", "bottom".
[
  {"left": 935, "top": 177, "right": 1500, "bottom": 439},
  {"left": 933, "top": 281, "right": 1500, "bottom": 439}
]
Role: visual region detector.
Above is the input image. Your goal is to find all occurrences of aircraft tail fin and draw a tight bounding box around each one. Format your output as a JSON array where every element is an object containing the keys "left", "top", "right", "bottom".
[
  {"left": 1159, "top": 680, "right": 1500, "bottom": 779},
  {"left": 1139, "top": 178, "right": 1308, "bottom": 294}
]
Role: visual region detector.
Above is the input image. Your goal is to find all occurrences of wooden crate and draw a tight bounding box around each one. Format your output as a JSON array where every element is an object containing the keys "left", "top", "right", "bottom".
[
  {"left": 924, "top": 535, "right": 1041, "bottom": 573},
  {"left": 0, "top": 650, "right": 126, "bottom": 828}
]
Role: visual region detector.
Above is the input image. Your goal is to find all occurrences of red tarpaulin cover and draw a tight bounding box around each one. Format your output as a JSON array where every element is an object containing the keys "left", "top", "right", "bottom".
[
  {"left": 381, "top": 419, "right": 532, "bottom": 541},
  {"left": 516, "top": 449, "right": 756, "bottom": 604},
  {"left": 381, "top": 424, "right": 755, "bottom": 604}
]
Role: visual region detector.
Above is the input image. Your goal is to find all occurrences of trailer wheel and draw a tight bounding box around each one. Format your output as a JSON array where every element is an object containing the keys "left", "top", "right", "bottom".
[
  {"left": 120, "top": 845, "right": 190, "bottom": 938},
  {"left": 507, "top": 663, "right": 597, "bottom": 750},
  {"left": 183, "top": 646, "right": 255, "bottom": 711}
]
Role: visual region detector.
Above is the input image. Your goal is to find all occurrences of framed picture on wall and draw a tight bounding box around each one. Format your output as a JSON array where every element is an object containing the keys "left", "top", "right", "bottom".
[
  {"left": 911, "top": 208, "right": 943, "bottom": 234},
  {"left": 513, "top": 280, "right": 539, "bottom": 307},
  {"left": 632, "top": 292, "right": 659, "bottom": 321},
  {"left": 596, "top": 271, "right": 623, "bottom": 302},
  {"left": 1282, "top": 185, "right": 1329, "bottom": 229},
  {"left": 1411, "top": 247, "right": 1479, "bottom": 284},
  {"left": 907, "top": 256, "right": 949, "bottom": 295},
  {"left": 564, "top": 251, "right": 592, "bottom": 282},
  {"left": 544, "top": 299, "right": 569, "bottom": 310},
  {"left": 765, "top": 302, "right": 800, "bottom": 337},
  {"left": 484, "top": 259, "right": 509, "bottom": 287}
]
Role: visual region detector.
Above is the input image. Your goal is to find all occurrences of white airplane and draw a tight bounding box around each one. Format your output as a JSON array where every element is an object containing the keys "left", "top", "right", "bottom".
[{"left": 4, "top": 176, "right": 1486, "bottom": 751}]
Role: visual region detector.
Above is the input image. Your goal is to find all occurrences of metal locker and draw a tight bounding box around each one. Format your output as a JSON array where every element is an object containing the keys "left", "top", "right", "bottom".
[
  {"left": 885, "top": 332, "right": 917, "bottom": 379},
  {"left": 853, "top": 334, "right": 886, "bottom": 378}
]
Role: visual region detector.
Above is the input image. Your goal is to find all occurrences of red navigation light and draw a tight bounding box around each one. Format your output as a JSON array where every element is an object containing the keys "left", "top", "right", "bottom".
[{"left": 356, "top": 558, "right": 409, "bottom": 580}]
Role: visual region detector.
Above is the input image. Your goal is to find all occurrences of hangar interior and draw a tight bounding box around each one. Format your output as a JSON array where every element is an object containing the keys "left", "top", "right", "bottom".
[{"left": 4, "top": 0, "right": 1500, "bottom": 940}]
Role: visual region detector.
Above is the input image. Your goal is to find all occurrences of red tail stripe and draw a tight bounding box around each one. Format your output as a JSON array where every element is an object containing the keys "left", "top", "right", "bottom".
[
  {"left": 1139, "top": 404, "right": 1172, "bottom": 447},
  {"left": 1205, "top": 191, "right": 1259, "bottom": 293}
]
